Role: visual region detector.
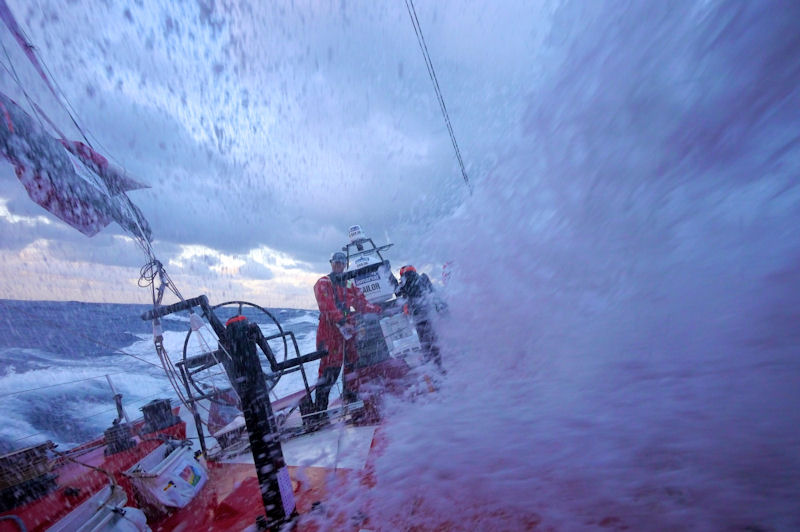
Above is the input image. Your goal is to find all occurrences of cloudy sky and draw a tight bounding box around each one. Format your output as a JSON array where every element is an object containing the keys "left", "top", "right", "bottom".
[{"left": 0, "top": 0, "right": 523, "bottom": 307}]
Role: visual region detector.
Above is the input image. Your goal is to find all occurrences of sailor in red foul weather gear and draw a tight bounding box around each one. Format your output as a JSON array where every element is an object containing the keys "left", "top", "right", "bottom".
[{"left": 313, "top": 251, "right": 382, "bottom": 417}]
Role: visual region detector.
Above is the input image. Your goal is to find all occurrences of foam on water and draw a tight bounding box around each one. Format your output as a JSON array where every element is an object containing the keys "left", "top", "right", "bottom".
[
  {"left": 0, "top": 306, "right": 321, "bottom": 452},
  {"left": 0, "top": 344, "right": 171, "bottom": 451}
]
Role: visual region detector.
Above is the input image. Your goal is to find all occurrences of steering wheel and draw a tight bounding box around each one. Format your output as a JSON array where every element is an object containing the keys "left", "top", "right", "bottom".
[{"left": 181, "top": 300, "right": 289, "bottom": 403}]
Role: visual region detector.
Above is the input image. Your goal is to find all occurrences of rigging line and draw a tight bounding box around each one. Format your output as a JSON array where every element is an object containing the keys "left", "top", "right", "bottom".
[
  {"left": 404, "top": 0, "right": 471, "bottom": 191},
  {"left": 0, "top": 38, "right": 50, "bottom": 135},
  {"left": 127, "top": 230, "right": 153, "bottom": 264},
  {"left": 35, "top": 46, "right": 130, "bottom": 174},
  {"left": 153, "top": 335, "right": 211, "bottom": 416},
  {"left": 0, "top": 370, "right": 131, "bottom": 399},
  {"left": 117, "top": 192, "right": 155, "bottom": 252},
  {"left": 143, "top": 266, "right": 191, "bottom": 410},
  {"left": 59, "top": 442, "right": 106, "bottom": 459},
  {"left": 0, "top": 44, "right": 19, "bottom": 82},
  {"left": 141, "top": 262, "right": 212, "bottom": 415},
  {"left": 80, "top": 390, "right": 184, "bottom": 422},
  {"left": 0, "top": 10, "right": 90, "bottom": 147},
  {"left": 406, "top": 1, "right": 471, "bottom": 191},
  {"left": 10, "top": 387, "right": 174, "bottom": 444},
  {"left": 156, "top": 344, "right": 189, "bottom": 404},
  {"left": 12, "top": 388, "right": 184, "bottom": 442},
  {"left": 406, "top": 1, "right": 453, "bottom": 143},
  {"left": 1, "top": 35, "right": 81, "bottom": 150},
  {"left": 3, "top": 46, "right": 152, "bottom": 253},
  {"left": 163, "top": 268, "right": 188, "bottom": 304},
  {"left": 53, "top": 449, "right": 121, "bottom": 510},
  {"left": 409, "top": 0, "right": 469, "bottom": 188},
  {"left": 11, "top": 432, "right": 43, "bottom": 444},
  {"left": 30, "top": 100, "right": 69, "bottom": 139},
  {"left": 23, "top": 30, "right": 92, "bottom": 148}
]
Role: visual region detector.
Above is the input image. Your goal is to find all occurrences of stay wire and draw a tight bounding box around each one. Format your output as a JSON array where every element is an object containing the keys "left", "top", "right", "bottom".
[
  {"left": 8, "top": 7, "right": 93, "bottom": 149},
  {"left": 28, "top": 12, "right": 137, "bottom": 181},
  {"left": 0, "top": 371, "right": 130, "bottom": 399},
  {"left": 0, "top": 39, "right": 50, "bottom": 135},
  {"left": 142, "top": 260, "right": 218, "bottom": 418},
  {"left": 10, "top": 388, "right": 179, "bottom": 445},
  {"left": 1, "top": 16, "right": 90, "bottom": 154},
  {"left": 410, "top": 2, "right": 467, "bottom": 181},
  {"left": 5, "top": 11, "right": 198, "bottom": 431},
  {"left": 404, "top": 0, "right": 471, "bottom": 192},
  {"left": 409, "top": 1, "right": 468, "bottom": 187},
  {"left": 3, "top": 42, "right": 154, "bottom": 256}
]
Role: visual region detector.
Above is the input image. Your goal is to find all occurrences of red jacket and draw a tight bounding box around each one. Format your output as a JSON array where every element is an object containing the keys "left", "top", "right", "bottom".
[{"left": 314, "top": 274, "right": 381, "bottom": 374}]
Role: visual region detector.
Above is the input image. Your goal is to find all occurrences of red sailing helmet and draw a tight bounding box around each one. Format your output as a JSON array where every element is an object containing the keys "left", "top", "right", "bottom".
[{"left": 399, "top": 265, "right": 416, "bottom": 277}]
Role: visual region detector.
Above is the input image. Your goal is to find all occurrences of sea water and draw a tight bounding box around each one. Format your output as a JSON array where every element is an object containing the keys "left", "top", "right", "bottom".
[{"left": 0, "top": 300, "right": 320, "bottom": 453}]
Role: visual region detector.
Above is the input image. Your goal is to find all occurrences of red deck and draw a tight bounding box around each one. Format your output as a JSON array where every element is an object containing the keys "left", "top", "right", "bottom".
[
  {"left": 0, "top": 359, "right": 422, "bottom": 531},
  {"left": 0, "top": 423, "right": 186, "bottom": 532}
]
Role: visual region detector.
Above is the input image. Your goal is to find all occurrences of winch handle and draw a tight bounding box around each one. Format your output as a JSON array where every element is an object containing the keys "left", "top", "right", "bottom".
[
  {"left": 140, "top": 295, "right": 210, "bottom": 321},
  {"left": 141, "top": 295, "right": 226, "bottom": 337},
  {"left": 272, "top": 349, "right": 328, "bottom": 371}
]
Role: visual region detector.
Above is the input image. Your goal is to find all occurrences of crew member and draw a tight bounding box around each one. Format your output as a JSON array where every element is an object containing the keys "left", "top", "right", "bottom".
[
  {"left": 396, "top": 265, "right": 445, "bottom": 373},
  {"left": 313, "top": 251, "right": 382, "bottom": 420}
]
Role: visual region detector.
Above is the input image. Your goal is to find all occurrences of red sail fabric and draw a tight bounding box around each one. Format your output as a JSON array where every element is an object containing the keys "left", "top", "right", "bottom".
[
  {"left": 59, "top": 139, "right": 149, "bottom": 195},
  {"left": 0, "top": 92, "right": 111, "bottom": 236},
  {"left": 0, "top": 2, "right": 152, "bottom": 241},
  {"left": 0, "top": 92, "right": 153, "bottom": 241}
]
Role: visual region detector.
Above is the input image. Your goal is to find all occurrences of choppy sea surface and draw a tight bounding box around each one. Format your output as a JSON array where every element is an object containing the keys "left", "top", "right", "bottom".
[{"left": 0, "top": 299, "right": 319, "bottom": 453}]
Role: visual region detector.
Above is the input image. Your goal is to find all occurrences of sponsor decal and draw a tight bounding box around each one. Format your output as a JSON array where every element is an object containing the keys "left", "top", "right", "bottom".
[
  {"left": 179, "top": 465, "right": 202, "bottom": 486},
  {"left": 361, "top": 282, "right": 382, "bottom": 294},
  {"left": 278, "top": 466, "right": 296, "bottom": 516},
  {"left": 356, "top": 272, "right": 380, "bottom": 283},
  {"left": 348, "top": 225, "right": 364, "bottom": 241}
]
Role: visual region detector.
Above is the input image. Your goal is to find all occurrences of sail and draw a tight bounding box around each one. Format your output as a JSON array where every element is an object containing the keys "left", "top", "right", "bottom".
[
  {"left": 0, "top": 91, "right": 151, "bottom": 240},
  {"left": 59, "top": 140, "right": 149, "bottom": 195}
]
